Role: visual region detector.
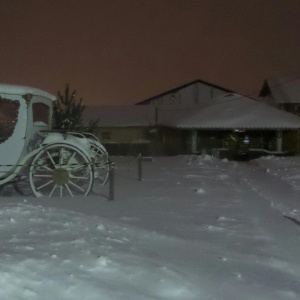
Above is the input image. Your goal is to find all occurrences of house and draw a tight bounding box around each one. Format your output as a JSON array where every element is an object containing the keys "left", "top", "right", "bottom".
[
  {"left": 83, "top": 79, "right": 233, "bottom": 155},
  {"left": 83, "top": 79, "right": 300, "bottom": 158},
  {"left": 156, "top": 93, "right": 300, "bottom": 158},
  {"left": 258, "top": 72, "right": 300, "bottom": 155},
  {"left": 259, "top": 72, "right": 300, "bottom": 115},
  {"left": 136, "top": 79, "right": 300, "bottom": 157}
]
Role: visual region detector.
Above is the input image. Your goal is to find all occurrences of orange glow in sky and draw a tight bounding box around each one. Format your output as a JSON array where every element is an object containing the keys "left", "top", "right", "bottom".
[{"left": 0, "top": 0, "right": 300, "bottom": 105}]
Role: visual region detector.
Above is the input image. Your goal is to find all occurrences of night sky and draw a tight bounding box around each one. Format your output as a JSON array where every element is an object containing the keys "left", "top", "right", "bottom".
[{"left": 0, "top": 0, "right": 300, "bottom": 105}]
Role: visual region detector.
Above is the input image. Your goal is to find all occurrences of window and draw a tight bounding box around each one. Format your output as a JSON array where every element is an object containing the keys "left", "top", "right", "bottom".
[
  {"left": 32, "top": 103, "right": 50, "bottom": 126},
  {"left": 0, "top": 98, "right": 20, "bottom": 143}
]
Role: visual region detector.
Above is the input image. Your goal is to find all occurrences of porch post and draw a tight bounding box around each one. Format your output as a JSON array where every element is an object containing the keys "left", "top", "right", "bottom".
[
  {"left": 191, "top": 130, "right": 198, "bottom": 153},
  {"left": 276, "top": 130, "right": 282, "bottom": 152},
  {"left": 297, "top": 129, "right": 300, "bottom": 154}
]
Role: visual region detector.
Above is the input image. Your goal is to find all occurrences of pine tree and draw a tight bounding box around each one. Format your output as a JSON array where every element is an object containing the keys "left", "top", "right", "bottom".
[{"left": 53, "top": 84, "right": 86, "bottom": 131}]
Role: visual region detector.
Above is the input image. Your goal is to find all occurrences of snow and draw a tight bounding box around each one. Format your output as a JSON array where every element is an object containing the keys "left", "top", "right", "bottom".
[
  {"left": 1, "top": 155, "right": 300, "bottom": 299},
  {"left": 0, "top": 83, "right": 56, "bottom": 101},
  {"left": 157, "top": 94, "right": 300, "bottom": 129}
]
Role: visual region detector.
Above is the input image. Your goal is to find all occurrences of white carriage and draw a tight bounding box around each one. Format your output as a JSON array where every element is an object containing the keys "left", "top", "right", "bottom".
[{"left": 0, "top": 83, "right": 110, "bottom": 197}]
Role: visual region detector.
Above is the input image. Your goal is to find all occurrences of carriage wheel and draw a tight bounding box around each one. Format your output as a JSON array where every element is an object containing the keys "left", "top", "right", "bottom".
[
  {"left": 29, "top": 144, "right": 94, "bottom": 197},
  {"left": 90, "top": 141, "right": 110, "bottom": 185},
  {"left": 14, "top": 173, "right": 33, "bottom": 196}
]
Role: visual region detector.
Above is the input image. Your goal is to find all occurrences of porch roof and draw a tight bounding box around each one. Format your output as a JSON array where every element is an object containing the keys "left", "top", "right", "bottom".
[{"left": 158, "top": 93, "right": 300, "bottom": 130}]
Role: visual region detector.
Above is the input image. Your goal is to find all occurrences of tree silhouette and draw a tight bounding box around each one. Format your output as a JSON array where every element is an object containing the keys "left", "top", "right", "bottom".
[
  {"left": 53, "top": 84, "right": 99, "bottom": 133},
  {"left": 52, "top": 84, "right": 85, "bottom": 131}
]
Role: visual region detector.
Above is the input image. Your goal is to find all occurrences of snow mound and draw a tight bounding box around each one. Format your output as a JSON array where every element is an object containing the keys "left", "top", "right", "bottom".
[{"left": 0, "top": 202, "right": 198, "bottom": 300}]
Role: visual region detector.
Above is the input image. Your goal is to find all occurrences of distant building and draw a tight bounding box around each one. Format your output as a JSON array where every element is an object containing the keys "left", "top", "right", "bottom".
[
  {"left": 83, "top": 79, "right": 300, "bottom": 158},
  {"left": 83, "top": 105, "right": 156, "bottom": 156},
  {"left": 156, "top": 93, "right": 300, "bottom": 157},
  {"left": 259, "top": 72, "right": 300, "bottom": 116}
]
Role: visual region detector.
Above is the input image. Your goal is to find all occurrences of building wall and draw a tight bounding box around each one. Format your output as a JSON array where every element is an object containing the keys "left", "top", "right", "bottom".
[
  {"left": 95, "top": 127, "right": 147, "bottom": 144},
  {"left": 180, "top": 129, "right": 298, "bottom": 156},
  {"left": 94, "top": 126, "right": 299, "bottom": 157},
  {"left": 94, "top": 126, "right": 154, "bottom": 156},
  {"left": 197, "top": 82, "right": 229, "bottom": 101},
  {"left": 159, "top": 128, "right": 185, "bottom": 155},
  {"left": 260, "top": 89, "right": 300, "bottom": 154},
  {"left": 282, "top": 130, "right": 299, "bottom": 153}
]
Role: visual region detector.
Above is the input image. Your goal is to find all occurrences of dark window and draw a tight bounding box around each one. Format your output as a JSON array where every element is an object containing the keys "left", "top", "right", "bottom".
[
  {"left": 32, "top": 103, "right": 50, "bottom": 126},
  {"left": 0, "top": 98, "right": 20, "bottom": 143}
]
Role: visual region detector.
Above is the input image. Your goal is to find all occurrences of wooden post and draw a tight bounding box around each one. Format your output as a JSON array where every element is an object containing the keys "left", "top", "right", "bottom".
[
  {"left": 276, "top": 130, "right": 282, "bottom": 152},
  {"left": 109, "top": 166, "right": 115, "bottom": 200},
  {"left": 191, "top": 130, "right": 198, "bottom": 153},
  {"left": 297, "top": 129, "right": 300, "bottom": 154},
  {"left": 138, "top": 153, "right": 142, "bottom": 181}
]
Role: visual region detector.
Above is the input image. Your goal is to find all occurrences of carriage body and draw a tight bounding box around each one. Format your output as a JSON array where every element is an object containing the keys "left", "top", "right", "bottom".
[
  {"left": 0, "top": 84, "right": 55, "bottom": 177},
  {"left": 0, "top": 84, "right": 109, "bottom": 197}
]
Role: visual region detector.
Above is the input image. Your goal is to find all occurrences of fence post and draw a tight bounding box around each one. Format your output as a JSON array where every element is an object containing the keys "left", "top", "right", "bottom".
[
  {"left": 138, "top": 153, "right": 142, "bottom": 181},
  {"left": 109, "top": 165, "right": 115, "bottom": 200}
]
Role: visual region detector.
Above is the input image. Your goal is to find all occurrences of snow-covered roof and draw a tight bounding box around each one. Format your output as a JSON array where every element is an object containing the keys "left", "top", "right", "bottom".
[
  {"left": 158, "top": 93, "right": 300, "bottom": 129},
  {"left": 83, "top": 105, "right": 156, "bottom": 127},
  {"left": 0, "top": 83, "right": 56, "bottom": 101},
  {"left": 83, "top": 94, "right": 300, "bottom": 130},
  {"left": 259, "top": 73, "right": 300, "bottom": 104}
]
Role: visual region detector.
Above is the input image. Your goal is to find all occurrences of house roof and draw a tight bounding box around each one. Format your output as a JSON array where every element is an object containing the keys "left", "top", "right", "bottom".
[
  {"left": 83, "top": 94, "right": 300, "bottom": 130},
  {"left": 83, "top": 105, "right": 156, "bottom": 127},
  {"left": 157, "top": 93, "right": 300, "bottom": 130},
  {"left": 259, "top": 73, "right": 300, "bottom": 104},
  {"left": 136, "top": 79, "right": 233, "bottom": 105}
]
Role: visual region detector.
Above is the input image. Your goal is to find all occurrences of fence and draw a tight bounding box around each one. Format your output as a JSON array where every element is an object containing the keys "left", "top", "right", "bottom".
[
  {"left": 107, "top": 154, "right": 145, "bottom": 201},
  {"left": 0, "top": 154, "right": 148, "bottom": 200}
]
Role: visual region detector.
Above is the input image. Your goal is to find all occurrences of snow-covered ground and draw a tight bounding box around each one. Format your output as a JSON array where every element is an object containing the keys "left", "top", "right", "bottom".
[{"left": 1, "top": 155, "right": 300, "bottom": 300}]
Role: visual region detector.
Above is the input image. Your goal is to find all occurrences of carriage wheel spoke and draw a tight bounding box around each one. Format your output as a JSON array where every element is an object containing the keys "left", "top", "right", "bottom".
[
  {"left": 49, "top": 184, "right": 57, "bottom": 197},
  {"left": 47, "top": 151, "right": 57, "bottom": 168},
  {"left": 70, "top": 176, "right": 89, "bottom": 180},
  {"left": 33, "top": 174, "right": 52, "bottom": 178},
  {"left": 71, "top": 164, "right": 86, "bottom": 171},
  {"left": 36, "top": 180, "right": 54, "bottom": 191},
  {"left": 39, "top": 165, "right": 53, "bottom": 171},
  {"left": 68, "top": 180, "right": 85, "bottom": 192},
  {"left": 69, "top": 174, "right": 89, "bottom": 180},
  {"left": 65, "top": 184, "right": 74, "bottom": 196},
  {"left": 59, "top": 148, "right": 64, "bottom": 165}
]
